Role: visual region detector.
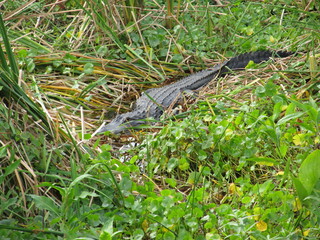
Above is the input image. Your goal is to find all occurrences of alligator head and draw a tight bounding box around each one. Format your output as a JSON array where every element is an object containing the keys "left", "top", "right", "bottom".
[{"left": 96, "top": 110, "right": 151, "bottom": 134}]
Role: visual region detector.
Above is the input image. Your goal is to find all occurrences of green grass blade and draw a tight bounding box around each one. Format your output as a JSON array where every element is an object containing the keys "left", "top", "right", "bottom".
[
  {"left": 0, "top": 14, "right": 18, "bottom": 82},
  {"left": 8, "top": 31, "right": 51, "bottom": 54},
  {"left": 77, "top": 1, "right": 125, "bottom": 51},
  {"left": 0, "top": 14, "right": 51, "bottom": 133},
  {"left": 125, "top": 44, "right": 165, "bottom": 81}
]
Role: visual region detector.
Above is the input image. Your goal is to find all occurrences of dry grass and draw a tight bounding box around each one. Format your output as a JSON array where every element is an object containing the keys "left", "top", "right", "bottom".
[{"left": 2, "top": 0, "right": 319, "bottom": 145}]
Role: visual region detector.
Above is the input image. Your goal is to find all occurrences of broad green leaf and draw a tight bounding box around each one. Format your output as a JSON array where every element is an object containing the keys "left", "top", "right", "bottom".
[
  {"left": 99, "top": 231, "right": 112, "bottom": 240},
  {"left": 4, "top": 160, "right": 20, "bottom": 176},
  {"left": 0, "top": 197, "right": 17, "bottom": 210},
  {"left": 0, "top": 146, "right": 8, "bottom": 158},
  {"left": 205, "top": 233, "right": 221, "bottom": 240},
  {"left": 293, "top": 178, "right": 308, "bottom": 203},
  {"left": 285, "top": 102, "right": 296, "bottom": 115},
  {"left": 293, "top": 134, "right": 305, "bottom": 146},
  {"left": 69, "top": 174, "right": 92, "bottom": 188},
  {"left": 272, "top": 101, "right": 283, "bottom": 121},
  {"left": 298, "top": 150, "right": 320, "bottom": 195},
  {"left": 289, "top": 98, "right": 319, "bottom": 124},
  {"left": 276, "top": 112, "right": 304, "bottom": 125},
  {"left": 37, "top": 182, "right": 66, "bottom": 198},
  {"left": 101, "top": 216, "right": 114, "bottom": 236},
  {"left": 187, "top": 172, "right": 198, "bottom": 185},
  {"left": 246, "top": 157, "right": 277, "bottom": 166},
  {"left": 133, "top": 229, "right": 144, "bottom": 240},
  {"left": 77, "top": 191, "right": 99, "bottom": 199},
  {"left": 0, "top": 160, "right": 20, "bottom": 184},
  {"left": 29, "top": 195, "right": 60, "bottom": 216},
  {"left": 168, "top": 157, "right": 178, "bottom": 172},
  {"left": 165, "top": 178, "right": 177, "bottom": 187},
  {"left": 163, "top": 231, "right": 175, "bottom": 240},
  {"left": 178, "top": 157, "right": 189, "bottom": 171},
  {"left": 279, "top": 144, "right": 288, "bottom": 157}
]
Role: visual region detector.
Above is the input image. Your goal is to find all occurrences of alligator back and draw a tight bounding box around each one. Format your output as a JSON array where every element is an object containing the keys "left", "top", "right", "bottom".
[
  {"left": 223, "top": 50, "right": 292, "bottom": 72},
  {"left": 169, "top": 50, "right": 292, "bottom": 91}
]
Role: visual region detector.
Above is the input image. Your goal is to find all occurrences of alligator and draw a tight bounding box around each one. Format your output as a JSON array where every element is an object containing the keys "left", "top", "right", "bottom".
[{"left": 97, "top": 50, "right": 292, "bottom": 134}]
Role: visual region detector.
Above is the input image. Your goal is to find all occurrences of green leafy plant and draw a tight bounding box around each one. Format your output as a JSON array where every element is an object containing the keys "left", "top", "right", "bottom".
[{"left": 294, "top": 150, "right": 320, "bottom": 206}]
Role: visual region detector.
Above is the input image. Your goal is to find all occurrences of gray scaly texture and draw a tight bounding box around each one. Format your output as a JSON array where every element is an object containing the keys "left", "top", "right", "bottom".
[{"left": 97, "top": 50, "right": 292, "bottom": 134}]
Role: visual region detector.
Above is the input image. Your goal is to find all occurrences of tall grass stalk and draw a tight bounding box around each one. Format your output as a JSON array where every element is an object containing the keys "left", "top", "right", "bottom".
[{"left": 0, "top": 14, "right": 52, "bottom": 134}]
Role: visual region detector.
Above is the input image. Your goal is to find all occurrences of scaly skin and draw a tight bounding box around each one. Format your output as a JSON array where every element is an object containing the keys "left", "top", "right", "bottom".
[{"left": 97, "top": 50, "right": 292, "bottom": 134}]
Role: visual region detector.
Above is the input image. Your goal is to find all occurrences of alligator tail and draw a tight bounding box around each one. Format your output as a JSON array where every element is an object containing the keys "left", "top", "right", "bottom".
[{"left": 224, "top": 50, "right": 293, "bottom": 71}]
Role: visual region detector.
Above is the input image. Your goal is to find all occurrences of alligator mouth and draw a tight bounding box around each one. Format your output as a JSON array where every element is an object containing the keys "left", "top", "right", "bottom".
[
  {"left": 96, "top": 119, "right": 151, "bottom": 134},
  {"left": 96, "top": 122, "right": 127, "bottom": 134}
]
